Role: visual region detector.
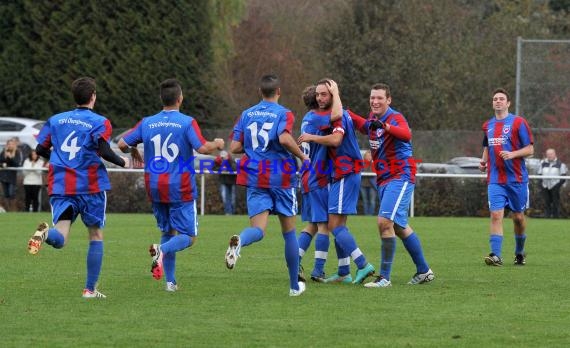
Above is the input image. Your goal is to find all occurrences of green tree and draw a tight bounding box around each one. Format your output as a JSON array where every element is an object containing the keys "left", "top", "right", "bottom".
[
  {"left": 0, "top": 0, "right": 217, "bottom": 128},
  {"left": 319, "top": 0, "right": 569, "bottom": 130}
]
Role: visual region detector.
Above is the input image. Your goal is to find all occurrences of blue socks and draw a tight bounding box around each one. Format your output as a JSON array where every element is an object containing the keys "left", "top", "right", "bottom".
[
  {"left": 160, "top": 234, "right": 192, "bottom": 254},
  {"left": 380, "top": 237, "right": 396, "bottom": 280},
  {"left": 334, "top": 238, "right": 351, "bottom": 276},
  {"left": 85, "top": 241, "right": 103, "bottom": 291},
  {"left": 298, "top": 231, "right": 313, "bottom": 262},
  {"left": 490, "top": 234, "right": 503, "bottom": 257},
  {"left": 160, "top": 234, "right": 193, "bottom": 284},
  {"left": 515, "top": 234, "right": 526, "bottom": 255},
  {"left": 161, "top": 234, "right": 175, "bottom": 284},
  {"left": 46, "top": 228, "right": 65, "bottom": 249},
  {"left": 332, "top": 226, "right": 367, "bottom": 269},
  {"left": 312, "top": 233, "right": 329, "bottom": 277},
  {"left": 402, "top": 232, "right": 429, "bottom": 274},
  {"left": 283, "top": 230, "right": 300, "bottom": 291},
  {"left": 240, "top": 227, "right": 264, "bottom": 247}
]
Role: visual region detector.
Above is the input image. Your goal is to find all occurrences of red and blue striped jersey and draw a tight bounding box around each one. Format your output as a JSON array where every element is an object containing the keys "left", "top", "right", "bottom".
[
  {"left": 482, "top": 114, "right": 533, "bottom": 184},
  {"left": 349, "top": 108, "right": 416, "bottom": 186},
  {"left": 300, "top": 110, "right": 332, "bottom": 193},
  {"left": 329, "top": 110, "right": 363, "bottom": 181},
  {"left": 36, "top": 108, "right": 113, "bottom": 195},
  {"left": 233, "top": 100, "right": 297, "bottom": 189},
  {"left": 122, "top": 110, "right": 206, "bottom": 203}
]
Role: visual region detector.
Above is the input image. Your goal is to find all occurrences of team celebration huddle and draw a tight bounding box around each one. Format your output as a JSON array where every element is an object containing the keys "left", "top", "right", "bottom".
[{"left": 26, "top": 74, "right": 532, "bottom": 298}]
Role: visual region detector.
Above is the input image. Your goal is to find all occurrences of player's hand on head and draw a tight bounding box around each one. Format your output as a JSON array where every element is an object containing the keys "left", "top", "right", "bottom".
[{"left": 327, "top": 80, "right": 339, "bottom": 95}]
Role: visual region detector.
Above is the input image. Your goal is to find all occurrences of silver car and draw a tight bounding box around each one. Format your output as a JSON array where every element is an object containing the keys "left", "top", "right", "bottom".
[{"left": 0, "top": 117, "right": 45, "bottom": 148}]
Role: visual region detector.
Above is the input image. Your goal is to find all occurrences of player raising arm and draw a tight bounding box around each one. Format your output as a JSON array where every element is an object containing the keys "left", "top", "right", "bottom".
[{"left": 118, "top": 78, "right": 224, "bottom": 292}]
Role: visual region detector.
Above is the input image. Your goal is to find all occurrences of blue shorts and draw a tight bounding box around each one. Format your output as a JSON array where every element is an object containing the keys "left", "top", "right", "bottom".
[
  {"left": 328, "top": 173, "right": 361, "bottom": 215},
  {"left": 246, "top": 187, "right": 297, "bottom": 218},
  {"left": 377, "top": 179, "right": 414, "bottom": 228},
  {"left": 488, "top": 183, "right": 529, "bottom": 212},
  {"left": 301, "top": 186, "right": 328, "bottom": 223},
  {"left": 152, "top": 201, "right": 198, "bottom": 236},
  {"left": 50, "top": 192, "right": 107, "bottom": 228}
]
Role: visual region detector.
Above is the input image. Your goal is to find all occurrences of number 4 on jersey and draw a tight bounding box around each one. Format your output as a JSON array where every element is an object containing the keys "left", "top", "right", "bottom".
[{"left": 61, "top": 131, "right": 81, "bottom": 160}]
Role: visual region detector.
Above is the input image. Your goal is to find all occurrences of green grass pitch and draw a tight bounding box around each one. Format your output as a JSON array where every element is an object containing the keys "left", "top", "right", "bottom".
[{"left": 1, "top": 213, "right": 569, "bottom": 347}]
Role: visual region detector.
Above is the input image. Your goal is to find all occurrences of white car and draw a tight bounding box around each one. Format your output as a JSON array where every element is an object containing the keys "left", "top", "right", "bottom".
[{"left": 0, "top": 117, "right": 45, "bottom": 149}]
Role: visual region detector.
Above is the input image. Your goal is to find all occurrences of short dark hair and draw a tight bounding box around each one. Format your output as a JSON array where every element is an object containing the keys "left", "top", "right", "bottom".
[
  {"left": 160, "top": 79, "right": 182, "bottom": 106},
  {"left": 259, "top": 74, "right": 280, "bottom": 98},
  {"left": 302, "top": 85, "right": 318, "bottom": 110},
  {"left": 371, "top": 83, "right": 391, "bottom": 98},
  {"left": 72, "top": 77, "right": 96, "bottom": 105},
  {"left": 492, "top": 88, "right": 510, "bottom": 101}
]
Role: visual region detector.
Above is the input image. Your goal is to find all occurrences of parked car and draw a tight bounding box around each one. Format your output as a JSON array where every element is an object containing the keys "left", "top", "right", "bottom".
[
  {"left": 446, "top": 157, "right": 482, "bottom": 174},
  {"left": 0, "top": 117, "right": 45, "bottom": 149}
]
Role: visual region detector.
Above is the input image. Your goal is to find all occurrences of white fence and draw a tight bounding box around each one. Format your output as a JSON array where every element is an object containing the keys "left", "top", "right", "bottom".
[{"left": 3, "top": 167, "right": 568, "bottom": 217}]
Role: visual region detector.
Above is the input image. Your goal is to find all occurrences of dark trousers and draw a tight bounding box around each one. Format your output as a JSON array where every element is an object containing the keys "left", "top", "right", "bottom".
[
  {"left": 360, "top": 186, "right": 377, "bottom": 215},
  {"left": 24, "top": 185, "right": 41, "bottom": 212},
  {"left": 542, "top": 183, "right": 562, "bottom": 218},
  {"left": 219, "top": 184, "right": 236, "bottom": 215}
]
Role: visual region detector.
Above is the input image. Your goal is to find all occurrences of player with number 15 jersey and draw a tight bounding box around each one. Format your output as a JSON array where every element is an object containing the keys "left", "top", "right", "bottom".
[{"left": 233, "top": 100, "right": 297, "bottom": 190}]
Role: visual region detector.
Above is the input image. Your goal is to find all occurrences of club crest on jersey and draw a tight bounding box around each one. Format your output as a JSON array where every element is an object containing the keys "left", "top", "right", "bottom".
[
  {"left": 376, "top": 128, "right": 384, "bottom": 138},
  {"left": 503, "top": 126, "right": 511, "bottom": 134}
]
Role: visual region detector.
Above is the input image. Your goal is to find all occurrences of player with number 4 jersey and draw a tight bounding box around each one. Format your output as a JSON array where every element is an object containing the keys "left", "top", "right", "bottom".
[{"left": 29, "top": 77, "right": 129, "bottom": 299}]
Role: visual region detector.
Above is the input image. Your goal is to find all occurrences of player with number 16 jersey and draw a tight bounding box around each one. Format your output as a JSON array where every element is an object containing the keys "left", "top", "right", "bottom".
[{"left": 122, "top": 111, "right": 206, "bottom": 203}]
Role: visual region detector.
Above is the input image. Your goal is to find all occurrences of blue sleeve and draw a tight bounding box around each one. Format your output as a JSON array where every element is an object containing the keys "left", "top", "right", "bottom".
[
  {"left": 122, "top": 121, "right": 143, "bottom": 146},
  {"left": 518, "top": 118, "right": 533, "bottom": 147}
]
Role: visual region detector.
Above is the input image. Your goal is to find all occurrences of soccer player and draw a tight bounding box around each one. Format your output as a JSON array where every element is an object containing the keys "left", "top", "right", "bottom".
[
  {"left": 297, "top": 82, "right": 340, "bottom": 282},
  {"left": 224, "top": 74, "right": 309, "bottom": 297},
  {"left": 348, "top": 83, "right": 434, "bottom": 288},
  {"left": 27, "top": 77, "right": 129, "bottom": 298},
  {"left": 297, "top": 79, "right": 375, "bottom": 285},
  {"left": 479, "top": 88, "right": 534, "bottom": 266},
  {"left": 118, "top": 78, "right": 224, "bottom": 291}
]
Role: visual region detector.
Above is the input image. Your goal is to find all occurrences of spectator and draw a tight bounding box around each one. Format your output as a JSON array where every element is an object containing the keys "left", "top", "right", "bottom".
[
  {"left": 538, "top": 148, "right": 567, "bottom": 218},
  {"left": 360, "top": 150, "right": 377, "bottom": 215},
  {"left": 22, "top": 150, "right": 46, "bottom": 212},
  {"left": 214, "top": 151, "right": 237, "bottom": 215},
  {"left": 0, "top": 138, "right": 24, "bottom": 211}
]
